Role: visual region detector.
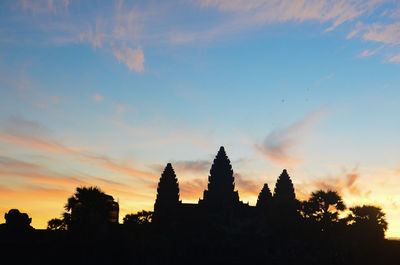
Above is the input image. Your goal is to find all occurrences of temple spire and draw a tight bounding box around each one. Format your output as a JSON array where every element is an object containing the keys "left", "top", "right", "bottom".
[
  {"left": 256, "top": 183, "right": 272, "bottom": 209},
  {"left": 273, "top": 169, "right": 296, "bottom": 201},
  {"left": 154, "top": 163, "right": 180, "bottom": 220},
  {"left": 201, "top": 146, "right": 240, "bottom": 209}
]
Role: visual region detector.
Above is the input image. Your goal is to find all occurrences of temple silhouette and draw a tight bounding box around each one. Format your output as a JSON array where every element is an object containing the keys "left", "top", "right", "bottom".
[
  {"left": 1, "top": 146, "right": 398, "bottom": 265},
  {"left": 153, "top": 146, "right": 297, "bottom": 227}
]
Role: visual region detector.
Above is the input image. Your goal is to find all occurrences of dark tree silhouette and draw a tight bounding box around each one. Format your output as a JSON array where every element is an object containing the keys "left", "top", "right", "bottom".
[
  {"left": 47, "top": 218, "right": 67, "bottom": 230},
  {"left": 301, "top": 190, "right": 345, "bottom": 232},
  {"left": 124, "top": 211, "right": 153, "bottom": 226},
  {"left": 256, "top": 183, "right": 272, "bottom": 210},
  {"left": 348, "top": 205, "right": 388, "bottom": 240},
  {"left": 3, "top": 209, "right": 33, "bottom": 231},
  {"left": 154, "top": 163, "right": 180, "bottom": 221},
  {"left": 201, "top": 146, "right": 240, "bottom": 209},
  {"left": 65, "top": 186, "right": 119, "bottom": 232},
  {"left": 62, "top": 212, "right": 71, "bottom": 230}
]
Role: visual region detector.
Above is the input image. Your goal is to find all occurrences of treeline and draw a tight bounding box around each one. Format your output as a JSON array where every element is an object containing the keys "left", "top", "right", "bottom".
[
  {"left": 0, "top": 185, "right": 398, "bottom": 265},
  {"left": 0, "top": 186, "right": 388, "bottom": 242}
]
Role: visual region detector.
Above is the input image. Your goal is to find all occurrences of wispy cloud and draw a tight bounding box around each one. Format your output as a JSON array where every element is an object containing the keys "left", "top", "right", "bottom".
[
  {"left": 255, "top": 106, "right": 328, "bottom": 166},
  {"left": 348, "top": 20, "right": 400, "bottom": 62},
  {"left": 234, "top": 172, "right": 260, "bottom": 196},
  {"left": 1, "top": 63, "right": 62, "bottom": 110},
  {"left": 77, "top": 2, "right": 147, "bottom": 72},
  {"left": 93, "top": 93, "right": 104, "bottom": 103},
  {"left": 18, "top": 0, "right": 69, "bottom": 15},
  {"left": 179, "top": 178, "right": 207, "bottom": 201},
  {"left": 151, "top": 159, "right": 210, "bottom": 181},
  {"left": 79, "top": 19, "right": 105, "bottom": 49},
  {"left": 170, "top": 0, "right": 385, "bottom": 44},
  {"left": 359, "top": 49, "right": 377, "bottom": 57},
  {"left": 0, "top": 115, "right": 72, "bottom": 153},
  {"left": 315, "top": 73, "right": 335, "bottom": 85},
  {"left": 363, "top": 22, "right": 400, "bottom": 45},
  {"left": 172, "top": 160, "right": 211, "bottom": 174},
  {"left": 296, "top": 167, "right": 369, "bottom": 201},
  {"left": 0, "top": 156, "right": 156, "bottom": 195},
  {"left": 9, "top": 0, "right": 399, "bottom": 66},
  {"left": 312, "top": 172, "right": 363, "bottom": 196},
  {"left": 0, "top": 116, "right": 156, "bottom": 181},
  {"left": 116, "top": 104, "right": 128, "bottom": 115},
  {"left": 0, "top": 185, "right": 70, "bottom": 201},
  {"left": 113, "top": 45, "right": 145, "bottom": 72},
  {"left": 10, "top": 1, "right": 147, "bottom": 72},
  {"left": 388, "top": 54, "right": 400, "bottom": 63}
]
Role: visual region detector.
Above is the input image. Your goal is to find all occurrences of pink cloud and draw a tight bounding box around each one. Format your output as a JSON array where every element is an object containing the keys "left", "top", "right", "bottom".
[
  {"left": 296, "top": 169, "right": 369, "bottom": 200},
  {"left": 255, "top": 106, "right": 328, "bottom": 166},
  {"left": 363, "top": 22, "right": 400, "bottom": 45},
  {"left": 359, "top": 49, "right": 377, "bottom": 57},
  {"left": 0, "top": 116, "right": 156, "bottom": 181},
  {"left": 234, "top": 172, "right": 260, "bottom": 197},
  {"left": 79, "top": 19, "right": 105, "bottom": 49},
  {"left": 93, "top": 93, "right": 104, "bottom": 103},
  {"left": 388, "top": 54, "right": 400, "bottom": 63},
  {"left": 179, "top": 178, "right": 207, "bottom": 200},
  {"left": 18, "top": 0, "right": 69, "bottom": 14},
  {"left": 113, "top": 45, "right": 145, "bottom": 72},
  {"left": 171, "top": 0, "right": 384, "bottom": 44}
]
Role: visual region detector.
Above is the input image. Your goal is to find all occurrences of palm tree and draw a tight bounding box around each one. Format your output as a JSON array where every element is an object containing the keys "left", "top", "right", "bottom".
[
  {"left": 65, "top": 186, "right": 119, "bottom": 232},
  {"left": 301, "top": 190, "right": 346, "bottom": 232}
]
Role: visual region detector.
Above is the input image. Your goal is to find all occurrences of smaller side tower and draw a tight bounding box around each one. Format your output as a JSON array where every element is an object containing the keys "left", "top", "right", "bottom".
[
  {"left": 154, "top": 163, "right": 181, "bottom": 222},
  {"left": 256, "top": 183, "right": 272, "bottom": 210}
]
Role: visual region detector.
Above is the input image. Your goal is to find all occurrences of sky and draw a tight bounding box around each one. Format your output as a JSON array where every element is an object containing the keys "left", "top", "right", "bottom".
[{"left": 1, "top": 0, "right": 400, "bottom": 237}]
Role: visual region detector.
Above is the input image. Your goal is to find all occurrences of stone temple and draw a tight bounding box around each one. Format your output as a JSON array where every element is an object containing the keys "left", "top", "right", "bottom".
[{"left": 153, "top": 146, "right": 297, "bottom": 226}]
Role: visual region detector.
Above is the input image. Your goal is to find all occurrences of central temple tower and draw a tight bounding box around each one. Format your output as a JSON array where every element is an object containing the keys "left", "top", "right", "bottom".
[{"left": 200, "top": 146, "right": 240, "bottom": 210}]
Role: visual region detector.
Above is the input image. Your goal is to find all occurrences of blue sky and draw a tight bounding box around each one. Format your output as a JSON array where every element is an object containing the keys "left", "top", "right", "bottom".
[{"left": 1, "top": 0, "right": 400, "bottom": 237}]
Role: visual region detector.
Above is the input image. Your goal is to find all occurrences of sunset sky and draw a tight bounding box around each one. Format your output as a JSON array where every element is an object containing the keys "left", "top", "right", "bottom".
[{"left": 1, "top": 0, "right": 400, "bottom": 237}]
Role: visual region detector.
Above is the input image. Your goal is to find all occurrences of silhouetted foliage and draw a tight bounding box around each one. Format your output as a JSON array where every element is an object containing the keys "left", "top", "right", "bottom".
[
  {"left": 302, "top": 190, "right": 346, "bottom": 220},
  {"left": 301, "top": 190, "right": 345, "bottom": 233},
  {"left": 3, "top": 209, "right": 33, "bottom": 231},
  {"left": 124, "top": 211, "right": 153, "bottom": 226},
  {"left": 62, "top": 212, "right": 71, "bottom": 230},
  {"left": 201, "top": 146, "right": 240, "bottom": 209},
  {"left": 47, "top": 218, "right": 66, "bottom": 230},
  {"left": 348, "top": 205, "right": 388, "bottom": 240},
  {"left": 65, "top": 186, "right": 119, "bottom": 233}
]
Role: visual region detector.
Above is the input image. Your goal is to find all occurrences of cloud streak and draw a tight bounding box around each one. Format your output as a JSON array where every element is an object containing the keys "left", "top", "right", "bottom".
[
  {"left": 172, "top": 160, "right": 211, "bottom": 174},
  {"left": 255, "top": 107, "right": 328, "bottom": 166},
  {"left": 234, "top": 172, "right": 260, "bottom": 197},
  {"left": 295, "top": 167, "right": 370, "bottom": 201},
  {"left": 179, "top": 178, "right": 207, "bottom": 201},
  {"left": 6, "top": 0, "right": 400, "bottom": 65},
  {"left": 347, "top": 20, "right": 400, "bottom": 62},
  {"left": 0, "top": 116, "right": 156, "bottom": 181},
  {"left": 18, "top": 0, "right": 69, "bottom": 15},
  {"left": 170, "top": 0, "right": 385, "bottom": 44}
]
